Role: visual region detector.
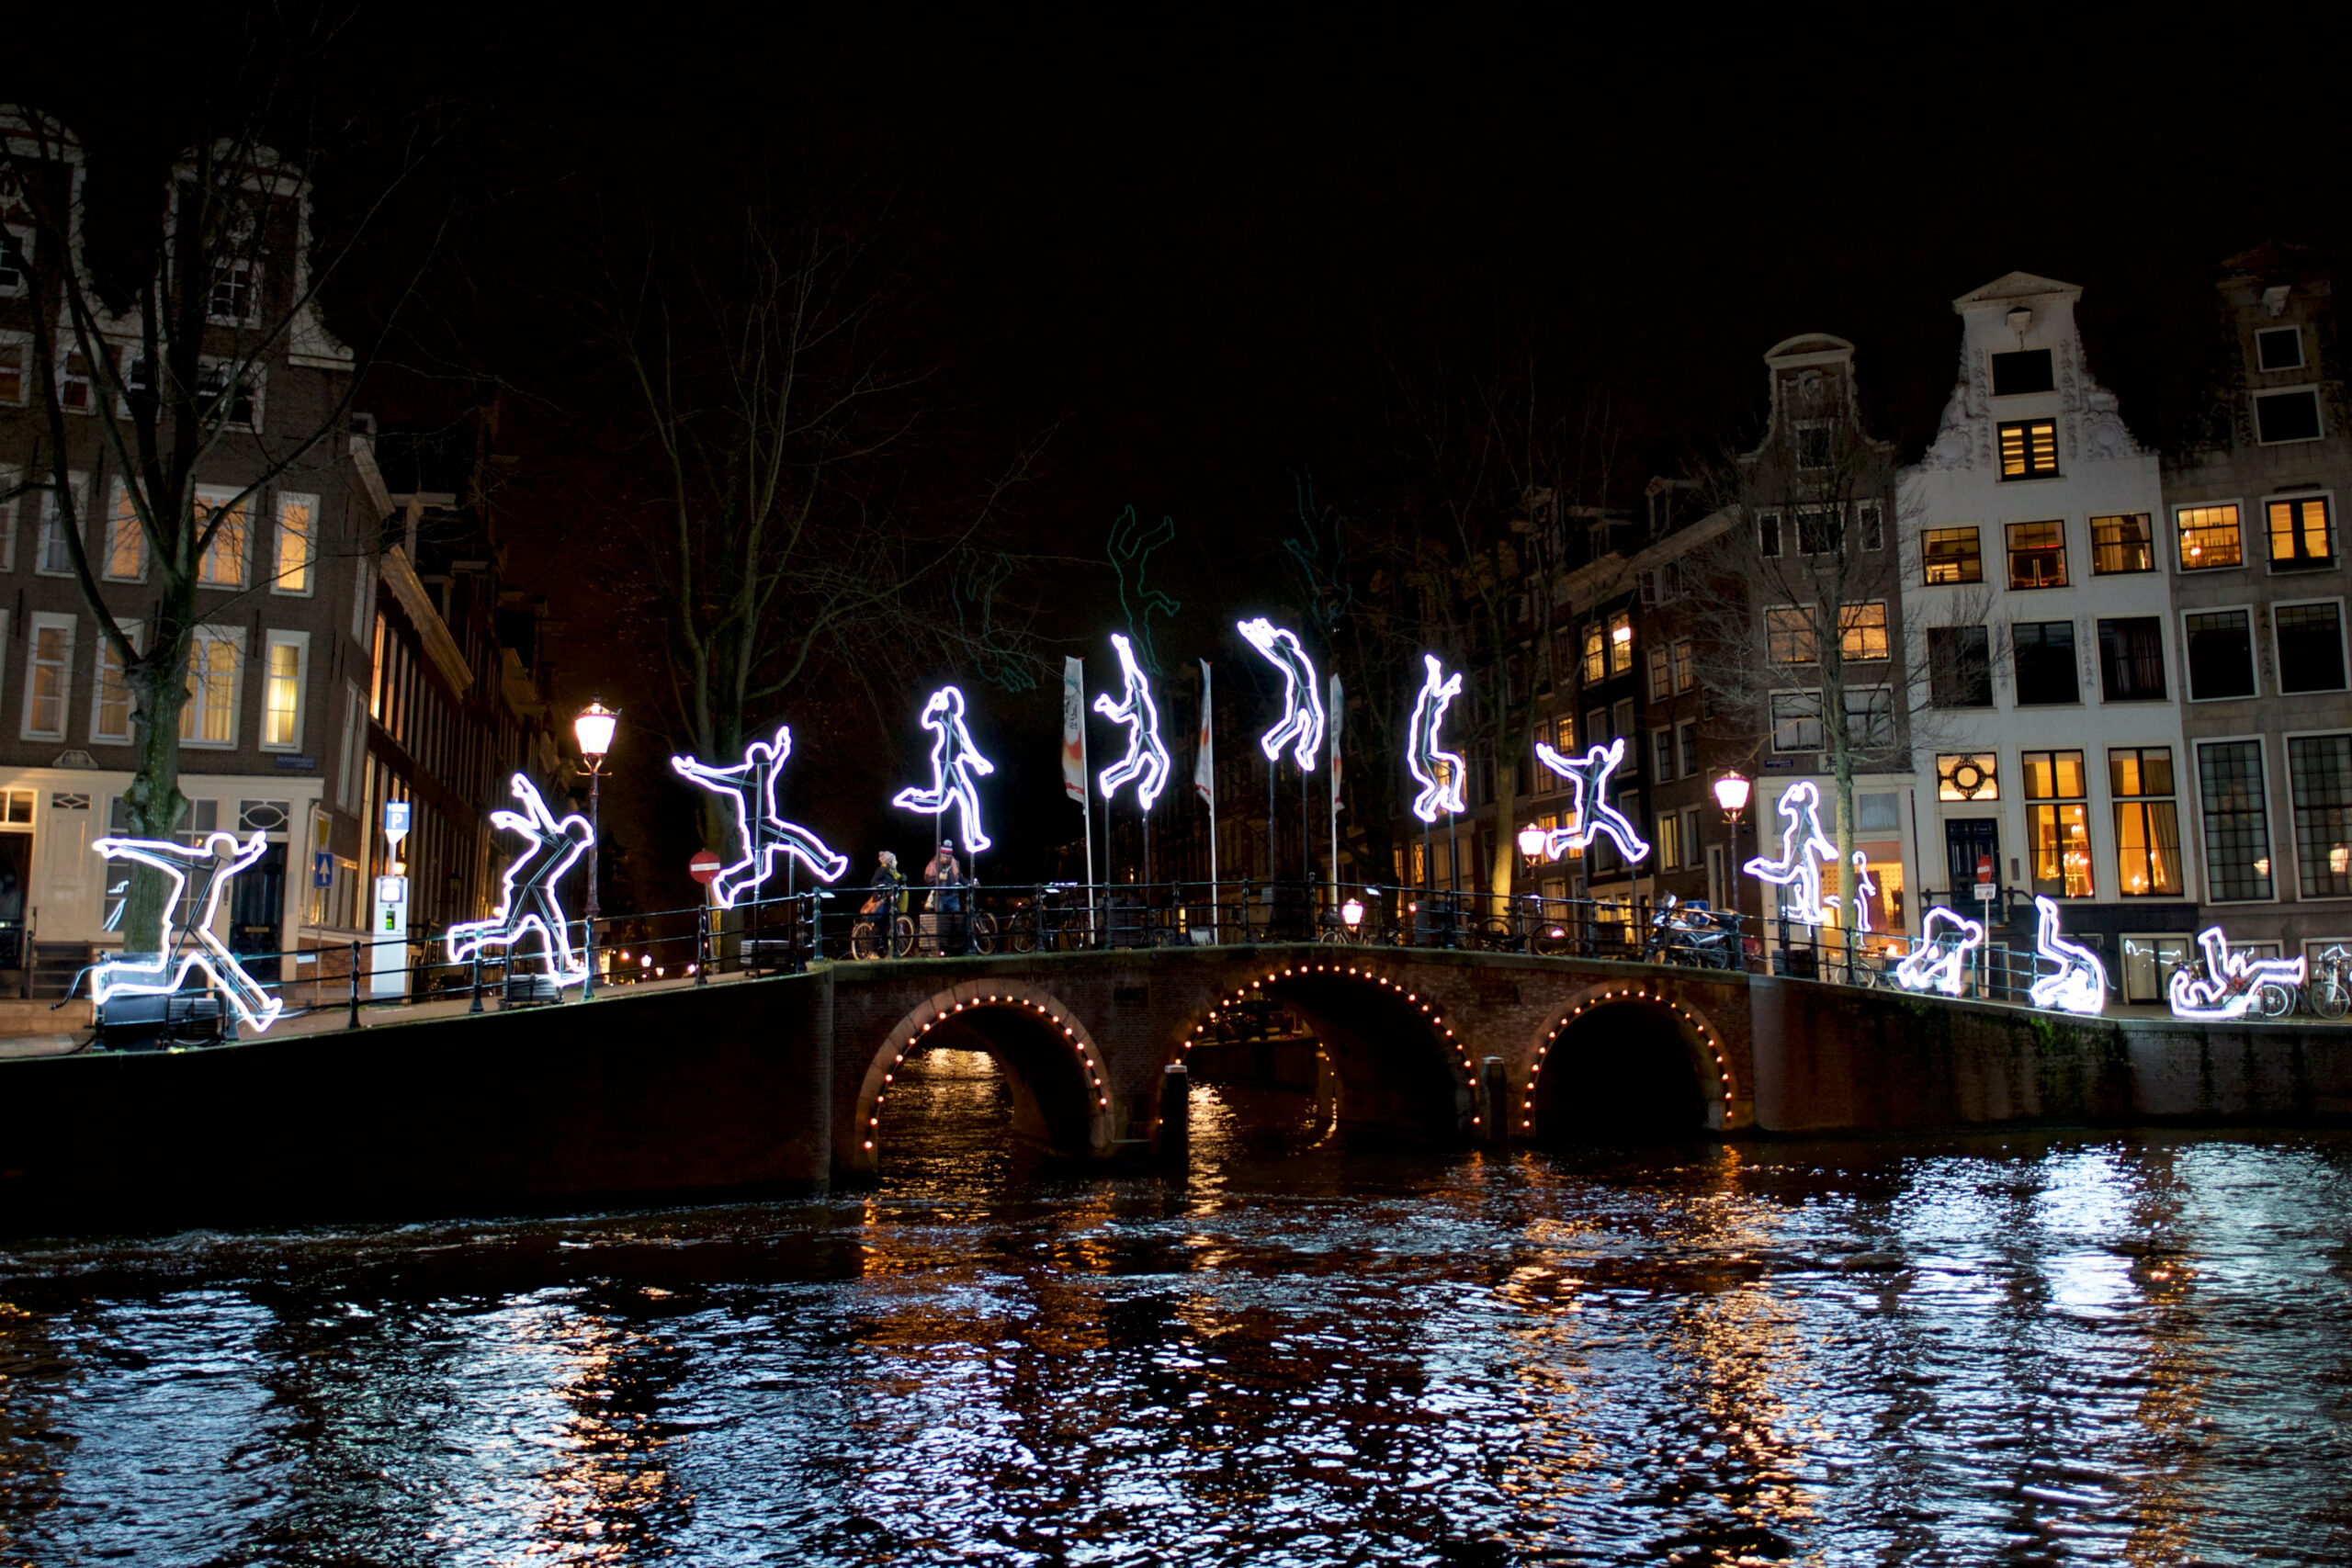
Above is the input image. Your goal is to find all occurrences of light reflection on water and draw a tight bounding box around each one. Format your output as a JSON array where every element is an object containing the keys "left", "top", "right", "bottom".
[{"left": 2, "top": 1046, "right": 2350, "bottom": 1565}]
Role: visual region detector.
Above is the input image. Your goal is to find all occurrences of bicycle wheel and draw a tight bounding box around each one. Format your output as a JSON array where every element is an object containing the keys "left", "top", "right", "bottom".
[
  {"left": 890, "top": 916, "right": 916, "bottom": 958},
  {"left": 849, "top": 919, "right": 879, "bottom": 960},
  {"left": 2314, "top": 976, "right": 2351, "bottom": 1021},
  {"left": 2256, "top": 981, "right": 2296, "bottom": 1020},
  {"left": 970, "top": 911, "right": 998, "bottom": 955},
  {"left": 1007, "top": 920, "right": 1036, "bottom": 954}
]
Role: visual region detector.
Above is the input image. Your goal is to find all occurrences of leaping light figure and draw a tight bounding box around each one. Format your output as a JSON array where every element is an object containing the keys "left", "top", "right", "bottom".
[
  {"left": 671, "top": 724, "right": 850, "bottom": 908},
  {"left": 447, "top": 773, "right": 597, "bottom": 986},
  {"left": 2027, "top": 896, "right": 2108, "bottom": 1016},
  {"left": 890, "top": 685, "right": 996, "bottom": 852},
  {"left": 1235, "top": 617, "right": 1324, "bottom": 770},
  {"left": 1532, "top": 738, "right": 1652, "bottom": 864},
  {"left": 90, "top": 829, "right": 285, "bottom": 1032},
  {"left": 1094, "top": 632, "right": 1170, "bottom": 812},
  {"left": 1406, "top": 654, "right": 1465, "bottom": 823},
  {"left": 2167, "top": 926, "right": 2307, "bottom": 1021},
  {"left": 1894, "top": 907, "right": 1986, "bottom": 997},
  {"left": 1743, "top": 779, "right": 1838, "bottom": 925}
]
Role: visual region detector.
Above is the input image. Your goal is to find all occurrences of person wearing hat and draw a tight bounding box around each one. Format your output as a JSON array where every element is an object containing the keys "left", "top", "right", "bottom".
[{"left": 924, "top": 839, "right": 965, "bottom": 952}]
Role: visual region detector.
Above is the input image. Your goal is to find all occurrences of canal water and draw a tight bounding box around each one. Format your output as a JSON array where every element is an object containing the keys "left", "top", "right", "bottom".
[{"left": 4, "top": 1048, "right": 2351, "bottom": 1565}]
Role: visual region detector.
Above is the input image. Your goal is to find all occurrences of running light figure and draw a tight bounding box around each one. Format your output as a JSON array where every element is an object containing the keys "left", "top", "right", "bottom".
[
  {"left": 2167, "top": 926, "right": 2307, "bottom": 1021},
  {"left": 671, "top": 724, "right": 849, "bottom": 908},
  {"left": 1235, "top": 617, "right": 1324, "bottom": 770},
  {"left": 1406, "top": 654, "right": 1465, "bottom": 823},
  {"left": 1532, "top": 738, "right": 1652, "bottom": 864},
  {"left": 2027, "top": 895, "right": 2109, "bottom": 1016},
  {"left": 447, "top": 773, "right": 597, "bottom": 986},
  {"left": 89, "top": 830, "right": 285, "bottom": 1032},
  {"left": 1846, "top": 852, "right": 1879, "bottom": 933},
  {"left": 890, "top": 685, "right": 996, "bottom": 852},
  {"left": 1094, "top": 632, "right": 1170, "bottom": 811},
  {"left": 1894, "top": 907, "right": 1986, "bottom": 997},
  {"left": 1743, "top": 779, "right": 1838, "bottom": 925}
]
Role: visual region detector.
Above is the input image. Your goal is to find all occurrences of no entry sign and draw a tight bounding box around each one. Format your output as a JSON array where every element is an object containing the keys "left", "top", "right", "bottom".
[{"left": 689, "top": 849, "right": 722, "bottom": 886}]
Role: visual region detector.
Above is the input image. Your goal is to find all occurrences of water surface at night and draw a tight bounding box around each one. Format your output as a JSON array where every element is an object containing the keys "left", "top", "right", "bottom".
[{"left": 4, "top": 1049, "right": 2350, "bottom": 1565}]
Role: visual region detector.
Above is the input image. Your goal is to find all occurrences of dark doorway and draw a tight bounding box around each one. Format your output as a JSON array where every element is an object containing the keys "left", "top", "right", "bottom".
[
  {"left": 1944, "top": 818, "right": 2000, "bottom": 899},
  {"left": 0, "top": 833, "right": 27, "bottom": 969},
  {"left": 230, "top": 841, "right": 288, "bottom": 957}
]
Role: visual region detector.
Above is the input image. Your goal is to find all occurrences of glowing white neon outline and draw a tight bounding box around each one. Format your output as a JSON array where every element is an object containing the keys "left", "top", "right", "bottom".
[
  {"left": 669, "top": 725, "right": 849, "bottom": 907},
  {"left": 1741, "top": 779, "right": 1838, "bottom": 925},
  {"left": 1844, "top": 851, "right": 1878, "bottom": 933},
  {"left": 2026, "top": 895, "right": 2109, "bottom": 1016},
  {"left": 89, "top": 829, "right": 285, "bottom": 1032},
  {"left": 446, "top": 773, "right": 597, "bottom": 986},
  {"left": 1093, "top": 632, "right": 1170, "bottom": 812},
  {"left": 1235, "top": 616, "right": 1325, "bottom": 771},
  {"left": 1894, "top": 906, "right": 1986, "bottom": 997},
  {"left": 889, "top": 684, "right": 996, "bottom": 852},
  {"left": 1532, "top": 737, "right": 1652, "bottom": 863},
  {"left": 2166, "top": 926, "right": 2308, "bottom": 1021},
  {"left": 1406, "top": 654, "right": 1465, "bottom": 823}
]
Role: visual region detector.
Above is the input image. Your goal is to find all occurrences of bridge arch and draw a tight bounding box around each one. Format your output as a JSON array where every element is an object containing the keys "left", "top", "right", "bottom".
[
  {"left": 1521, "top": 983, "right": 1734, "bottom": 1137},
  {"left": 850, "top": 985, "right": 1113, "bottom": 1174},
  {"left": 1178, "top": 959, "right": 1475, "bottom": 1140}
]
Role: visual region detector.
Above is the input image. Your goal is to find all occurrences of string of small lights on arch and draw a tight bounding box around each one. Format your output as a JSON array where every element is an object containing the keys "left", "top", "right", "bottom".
[
  {"left": 863, "top": 992, "right": 1113, "bottom": 1153},
  {"left": 1521, "top": 987, "right": 1735, "bottom": 1133},
  {"left": 1188, "top": 961, "right": 1481, "bottom": 1107}
]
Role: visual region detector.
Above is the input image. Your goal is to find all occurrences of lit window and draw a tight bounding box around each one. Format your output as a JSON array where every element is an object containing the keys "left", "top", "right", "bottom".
[
  {"left": 181, "top": 630, "right": 240, "bottom": 745},
  {"left": 2006, "top": 520, "right": 2068, "bottom": 589},
  {"left": 2176, "top": 504, "right": 2242, "bottom": 570},
  {"left": 264, "top": 636, "right": 304, "bottom": 749},
  {"left": 1770, "top": 690, "right": 1823, "bottom": 752},
  {"left": 92, "top": 626, "right": 136, "bottom": 744},
  {"left": 105, "top": 480, "right": 144, "bottom": 581},
  {"left": 1922, "top": 526, "right": 1982, "bottom": 584},
  {"left": 2091, "top": 513, "right": 2154, "bottom": 574},
  {"left": 1838, "top": 601, "right": 1889, "bottom": 661},
  {"left": 1553, "top": 714, "right": 1575, "bottom": 752},
  {"left": 2185, "top": 610, "right": 2256, "bottom": 701},
  {"left": 2256, "top": 326, "right": 2304, "bottom": 372},
  {"left": 2109, "top": 749, "right": 2182, "bottom": 897},
  {"left": 1608, "top": 613, "right": 1634, "bottom": 677},
  {"left": 2267, "top": 496, "right": 2334, "bottom": 570},
  {"left": 1998, "top": 418, "right": 2059, "bottom": 479},
  {"left": 1766, "top": 605, "right": 1816, "bottom": 664},
  {"left": 1672, "top": 637, "right": 1694, "bottom": 693},
  {"left": 20, "top": 615, "right": 73, "bottom": 741},
  {"left": 2276, "top": 603, "right": 2347, "bottom": 694},
  {"left": 2022, "top": 750, "right": 2094, "bottom": 897},
  {"left": 1937, "top": 752, "right": 1999, "bottom": 802},
  {"left": 1581, "top": 623, "right": 1605, "bottom": 685},
  {"left": 196, "top": 489, "right": 248, "bottom": 587},
  {"left": 1645, "top": 648, "right": 1670, "bottom": 701},
  {"left": 1657, "top": 810, "right": 1683, "bottom": 870},
  {"left": 274, "top": 491, "right": 315, "bottom": 594},
  {"left": 2289, "top": 734, "right": 2352, "bottom": 899},
  {"left": 2256, "top": 389, "right": 2323, "bottom": 445},
  {"left": 2198, "top": 739, "right": 2272, "bottom": 901}
]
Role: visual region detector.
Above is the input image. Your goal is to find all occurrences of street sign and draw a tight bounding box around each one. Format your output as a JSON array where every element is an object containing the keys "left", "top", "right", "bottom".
[
  {"left": 313, "top": 851, "right": 334, "bottom": 889},
  {"left": 688, "top": 849, "right": 722, "bottom": 886},
  {"left": 383, "top": 801, "right": 411, "bottom": 836},
  {"left": 1973, "top": 883, "right": 1998, "bottom": 902}
]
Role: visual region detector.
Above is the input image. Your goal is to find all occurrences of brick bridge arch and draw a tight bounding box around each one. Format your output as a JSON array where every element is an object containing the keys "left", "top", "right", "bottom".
[
  {"left": 1520, "top": 980, "right": 1740, "bottom": 1136},
  {"left": 847, "top": 981, "right": 1114, "bottom": 1175}
]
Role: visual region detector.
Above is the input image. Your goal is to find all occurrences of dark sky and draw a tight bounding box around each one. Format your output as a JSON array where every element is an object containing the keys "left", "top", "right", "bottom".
[{"left": 16, "top": 15, "right": 2351, "bottom": 901}]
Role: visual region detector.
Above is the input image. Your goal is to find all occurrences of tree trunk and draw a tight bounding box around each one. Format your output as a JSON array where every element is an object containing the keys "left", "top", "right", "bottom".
[{"left": 115, "top": 636, "right": 195, "bottom": 954}]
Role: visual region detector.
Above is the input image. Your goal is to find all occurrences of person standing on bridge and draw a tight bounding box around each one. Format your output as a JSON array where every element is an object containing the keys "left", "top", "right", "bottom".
[
  {"left": 925, "top": 840, "right": 966, "bottom": 953},
  {"left": 865, "top": 850, "right": 907, "bottom": 916}
]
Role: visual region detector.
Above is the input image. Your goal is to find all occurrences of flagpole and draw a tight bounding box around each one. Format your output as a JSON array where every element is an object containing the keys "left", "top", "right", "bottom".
[
  {"left": 1328, "top": 672, "right": 1340, "bottom": 916},
  {"left": 1200, "top": 660, "right": 1219, "bottom": 938}
]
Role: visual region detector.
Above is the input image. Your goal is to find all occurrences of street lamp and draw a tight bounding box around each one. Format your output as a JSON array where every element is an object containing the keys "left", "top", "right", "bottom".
[
  {"left": 1516, "top": 821, "right": 1547, "bottom": 864},
  {"left": 1714, "top": 771, "right": 1750, "bottom": 931},
  {"left": 574, "top": 701, "right": 617, "bottom": 996}
]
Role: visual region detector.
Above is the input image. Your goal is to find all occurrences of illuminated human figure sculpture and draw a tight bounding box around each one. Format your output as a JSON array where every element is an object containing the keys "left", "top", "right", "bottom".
[
  {"left": 1532, "top": 737, "right": 1652, "bottom": 863},
  {"left": 2167, "top": 926, "right": 2307, "bottom": 1021},
  {"left": 1845, "top": 852, "right": 1879, "bottom": 933},
  {"left": 1742, "top": 779, "right": 1838, "bottom": 925},
  {"left": 89, "top": 829, "right": 285, "bottom": 1032},
  {"left": 1235, "top": 616, "right": 1324, "bottom": 770},
  {"left": 1094, "top": 632, "right": 1170, "bottom": 811},
  {"left": 1894, "top": 907, "right": 1986, "bottom": 997},
  {"left": 891, "top": 685, "right": 996, "bottom": 853},
  {"left": 447, "top": 773, "right": 597, "bottom": 985},
  {"left": 1406, "top": 655, "right": 1466, "bottom": 823},
  {"left": 670, "top": 725, "right": 850, "bottom": 907},
  {"left": 2027, "top": 895, "right": 2109, "bottom": 1016}
]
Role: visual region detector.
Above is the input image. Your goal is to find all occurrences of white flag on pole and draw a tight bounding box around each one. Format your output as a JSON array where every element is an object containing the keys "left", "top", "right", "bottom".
[
  {"left": 1329, "top": 671, "right": 1343, "bottom": 801},
  {"left": 1194, "top": 660, "right": 1216, "bottom": 805},
  {"left": 1061, "top": 657, "right": 1087, "bottom": 802}
]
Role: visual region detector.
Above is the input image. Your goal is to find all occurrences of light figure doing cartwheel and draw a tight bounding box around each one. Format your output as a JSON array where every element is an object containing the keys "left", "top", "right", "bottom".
[
  {"left": 89, "top": 829, "right": 285, "bottom": 1032},
  {"left": 671, "top": 724, "right": 850, "bottom": 908},
  {"left": 890, "top": 685, "right": 997, "bottom": 852},
  {"left": 1742, "top": 778, "right": 1838, "bottom": 925},
  {"left": 1094, "top": 632, "right": 1170, "bottom": 812},
  {"left": 447, "top": 773, "right": 597, "bottom": 986},
  {"left": 1235, "top": 617, "right": 1324, "bottom": 771},
  {"left": 1405, "top": 654, "right": 1465, "bottom": 823},
  {"left": 1532, "top": 736, "right": 1652, "bottom": 864}
]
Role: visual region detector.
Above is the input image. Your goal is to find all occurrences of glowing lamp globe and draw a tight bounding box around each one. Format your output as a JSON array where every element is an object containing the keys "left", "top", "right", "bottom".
[
  {"left": 1713, "top": 773, "right": 1751, "bottom": 816},
  {"left": 1516, "top": 822, "right": 1546, "bottom": 860},
  {"left": 1341, "top": 897, "right": 1364, "bottom": 929},
  {"left": 574, "top": 701, "right": 618, "bottom": 761}
]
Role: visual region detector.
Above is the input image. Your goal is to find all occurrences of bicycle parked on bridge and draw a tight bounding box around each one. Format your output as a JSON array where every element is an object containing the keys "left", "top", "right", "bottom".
[{"left": 2305, "top": 945, "right": 2350, "bottom": 1020}]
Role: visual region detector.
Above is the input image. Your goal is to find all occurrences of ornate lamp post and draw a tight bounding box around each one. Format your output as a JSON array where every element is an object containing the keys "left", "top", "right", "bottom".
[
  {"left": 1516, "top": 821, "right": 1547, "bottom": 866},
  {"left": 1713, "top": 771, "right": 1750, "bottom": 929},
  {"left": 574, "top": 701, "right": 617, "bottom": 996}
]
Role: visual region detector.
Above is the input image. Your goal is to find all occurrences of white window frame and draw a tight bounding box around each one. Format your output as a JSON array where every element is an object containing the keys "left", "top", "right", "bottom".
[
  {"left": 196, "top": 356, "right": 266, "bottom": 433},
  {"left": 34, "top": 471, "right": 87, "bottom": 579},
  {"left": 0, "top": 328, "right": 28, "bottom": 407},
  {"left": 88, "top": 619, "right": 141, "bottom": 746},
  {"left": 2274, "top": 596, "right": 2350, "bottom": 694},
  {"left": 55, "top": 344, "right": 94, "bottom": 415},
  {"left": 337, "top": 678, "right": 365, "bottom": 810},
  {"left": 350, "top": 554, "right": 373, "bottom": 645},
  {"left": 1764, "top": 603, "right": 1817, "bottom": 665},
  {"left": 207, "top": 255, "right": 262, "bottom": 326},
  {"left": 2182, "top": 603, "right": 2260, "bottom": 704},
  {"left": 0, "top": 223, "right": 29, "bottom": 299},
  {"left": 1671, "top": 637, "right": 1694, "bottom": 693},
  {"left": 0, "top": 461, "right": 17, "bottom": 571},
  {"left": 2174, "top": 500, "right": 2247, "bottom": 573},
  {"left": 1857, "top": 501, "right": 1885, "bottom": 552},
  {"left": 2261, "top": 488, "right": 2336, "bottom": 574},
  {"left": 1844, "top": 685, "right": 1895, "bottom": 749},
  {"left": 103, "top": 476, "right": 147, "bottom": 582},
  {"left": 2193, "top": 732, "right": 2278, "bottom": 907},
  {"left": 270, "top": 490, "right": 317, "bottom": 596},
  {"left": 2283, "top": 728, "right": 2352, "bottom": 903},
  {"left": 113, "top": 342, "right": 151, "bottom": 421},
  {"left": 180, "top": 624, "right": 246, "bottom": 750},
  {"left": 19, "top": 611, "right": 75, "bottom": 742},
  {"left": 193, "top": 483, "right": 250, "bottom": 590},
  {"left": 1770, "top": 688, "right": 1824, "bottom": 753},
  {"left": 2255, "top": 324, "right": 2305, "bottom": 372},
  {"left": 2254, "top": 388, "right": 2324, "bottom": 446},
  {"left": 261, "top": 629, "right": 310, "bottom": 752}
]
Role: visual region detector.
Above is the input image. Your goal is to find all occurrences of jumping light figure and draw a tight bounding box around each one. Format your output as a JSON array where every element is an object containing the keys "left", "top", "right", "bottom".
[
  {"left": 447, "top": 773, "right": 597, "bottom": 986},
  {"left": 2027, "top": 895, "right": 2109, "bottom": 1016},
  {"left": 1743, "top": 779, "right": 1838, "bottom": 925},
  {"left": 670, "top": 724, "right": 850, "bottom": 908},
  {"left": 1843, "top": 851, "right": 1879, "bottom": 933},
  {"left": 2167, "top": 926, "right": 2307, "bottom": 1021},
  {"left": 1894, "top": 907, "right": 1987, "bottom": 997},
  {"left": 890, "top": 685, "right": 996, "bottom": 852},
  {"left": 1094, "top": 632, "right": 1170, "bottom": 811},
  {"left": 1235, "top": 617, "right": 1324, "bottom": 770},
  {"left": 1406, "top": 654, "right": 1465, "bottom": 823},
  {"left": 1532, "top": 737, "right": 1652, "bottom": 864},
  {"left": 89, "top": 829, "right": 285, "bottom": 1032}
]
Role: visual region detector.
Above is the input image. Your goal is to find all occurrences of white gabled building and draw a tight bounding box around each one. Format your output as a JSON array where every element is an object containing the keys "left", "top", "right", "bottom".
[{"left": 1898, "top": 272, "right": 2199, "bottom": 998}]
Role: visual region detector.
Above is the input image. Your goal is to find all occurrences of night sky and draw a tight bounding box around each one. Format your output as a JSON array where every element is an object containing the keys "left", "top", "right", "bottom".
[{"left": 14, "top": 16, "right": 2350, "bottom": 906}]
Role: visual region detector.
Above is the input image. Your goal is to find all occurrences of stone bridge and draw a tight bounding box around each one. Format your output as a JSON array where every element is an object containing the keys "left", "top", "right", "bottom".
[{"left": 4, "top": 942, "right": 2350, "bottom": 1234}]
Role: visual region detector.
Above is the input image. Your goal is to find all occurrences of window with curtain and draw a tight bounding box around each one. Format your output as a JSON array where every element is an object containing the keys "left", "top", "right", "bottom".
[
  {"left": 274, "top": 492, "right": 314, "bottom": 593},
  {"left": 2109, "top": 748, "right": 2182, "bottom": 897},
  {"left": 195, "top": 491, "right": 248, "bottom": 587},
  {"left": 181, "top": 632, "right": 239, "bottom": 744},
  {"left": 2022, "top": 750, "right": 2094, "bottom": 897},
  {"left": 2091, "top": 513, "right": 2154, "bottom": 574},
  {"left": 2267, "top": 496, "right": 2334, "bottom": 570},
  {"left": 105, "top": 480, "right": 144, "bottom": 580},
  {"left": 2098, "top": 618, "right": 2167, "bottom": 702}
]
